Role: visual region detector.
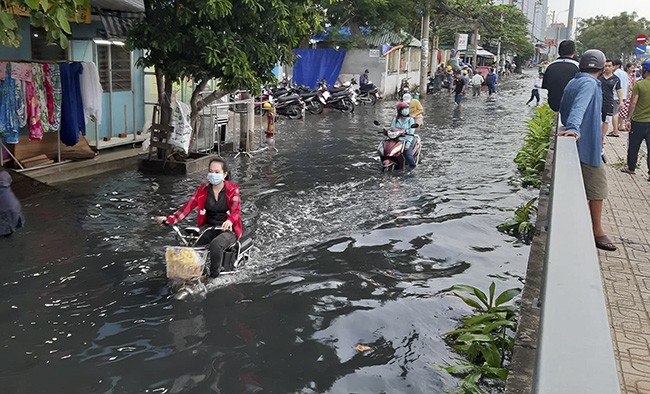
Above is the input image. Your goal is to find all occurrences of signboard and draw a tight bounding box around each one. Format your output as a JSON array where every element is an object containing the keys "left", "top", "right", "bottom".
[
  {"left": 7, "top": 1, "right": 91, "bottom": 24},
  {"left": 545, "top": 39, "right": 558, "bottom": 47},
  {"left": 636, "top": 34, "right": 648, "bottom": 45},
  {"left": 456, "top": 34, "right": 468, "bottom": 51},
  {"left": 368, "top": 49, "right": 379, "bottom": 58},
  {"left": 635, "top": 45, "right": 647, "bottom": 55}
]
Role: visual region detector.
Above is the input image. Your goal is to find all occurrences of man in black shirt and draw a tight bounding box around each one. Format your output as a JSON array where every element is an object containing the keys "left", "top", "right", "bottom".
[
  {"left": 453, "top": 71, "right": 466, "bottom": 107},
  {"left": 542, "top": 40, "right": 579, "bottom": 112},
  {"left": 599, "top": 59, "right": 624, "bottom": 137}
]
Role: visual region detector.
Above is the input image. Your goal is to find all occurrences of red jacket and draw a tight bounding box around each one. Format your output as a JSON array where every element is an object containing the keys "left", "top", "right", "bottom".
[{"left": 166, "top": 180, "right": 243, "bottom": 239}]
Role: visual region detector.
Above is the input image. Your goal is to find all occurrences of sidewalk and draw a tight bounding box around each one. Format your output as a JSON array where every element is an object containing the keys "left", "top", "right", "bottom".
[{"left": 599, "top": 132, "right": 650, "bottom": 394}]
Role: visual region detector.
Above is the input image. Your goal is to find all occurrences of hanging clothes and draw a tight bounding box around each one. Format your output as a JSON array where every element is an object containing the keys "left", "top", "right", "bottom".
[
  {"left": 0, "top": 64, "right": 19, "bottom": 144},
  {"left": 0, "top": 62, "right": 7, "bottom": 80},
  {"left": 10, "top": 62, "right": 41, "bottom": 141},
  {"left": 10, "top": 62, "right": 33, "bottom": 81},
  {"left": 50, "top": 64, "right": 62, "bottom": 132},
  {"left": 32, "top": 63, "right": 49, "bottom": 138},
  {"left": 79, "top": 62, "right": 103, "bottom": 125},
  {"left": 15, "top": 81, "right": 26, "bottom": 128},
  {"left": 59, "top": 62, "right": 85, "bottom": 146},
  {"left": 42, "top": 64, "right": 55, "bottom": 127}
]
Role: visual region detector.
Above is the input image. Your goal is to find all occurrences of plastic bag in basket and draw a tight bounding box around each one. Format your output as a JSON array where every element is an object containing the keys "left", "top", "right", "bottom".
[{"left": 165, "top": 246, "right": 208, "bottom": 280}]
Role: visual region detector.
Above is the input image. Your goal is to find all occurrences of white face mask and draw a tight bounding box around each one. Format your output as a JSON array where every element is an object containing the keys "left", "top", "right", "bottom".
[{"left": 207, "top": 173, "right": 224, "bottom": 185}]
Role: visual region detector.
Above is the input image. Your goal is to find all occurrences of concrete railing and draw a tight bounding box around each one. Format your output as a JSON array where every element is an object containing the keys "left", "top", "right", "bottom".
[{"left": 532, "top": 136, "right": 619, "bottom": 393}]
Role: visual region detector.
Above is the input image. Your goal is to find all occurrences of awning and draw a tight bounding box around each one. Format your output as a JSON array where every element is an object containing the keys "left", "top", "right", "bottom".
[
  {"left": 92, "top": 0, "right": 144, "bottom": 12},
  {"left": 95, "top": 9, "right": 143, "bottom": 38}
]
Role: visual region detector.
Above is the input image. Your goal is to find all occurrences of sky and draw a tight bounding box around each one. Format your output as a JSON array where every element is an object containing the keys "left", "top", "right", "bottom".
[{"left": 546, "top": 0, "right": 650, "bottom": 23}]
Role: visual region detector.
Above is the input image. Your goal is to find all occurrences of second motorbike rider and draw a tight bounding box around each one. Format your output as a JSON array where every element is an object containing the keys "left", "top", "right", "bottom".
[{"left": 392, "top": 102, "right": 417, "bottom": 169}]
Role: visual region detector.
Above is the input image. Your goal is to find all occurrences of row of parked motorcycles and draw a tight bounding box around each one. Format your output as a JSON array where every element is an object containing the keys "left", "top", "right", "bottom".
[{"left": 251, "top": 78, "right": 380, "bottom": 120}]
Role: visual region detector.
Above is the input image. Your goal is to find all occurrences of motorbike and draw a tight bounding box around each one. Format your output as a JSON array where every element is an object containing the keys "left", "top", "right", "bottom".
[
  {"left": 398, "top": 77, "right": 411, "bottom": 100},
  {"left": 350, "top": 78, "right": 378, "bottom": 105},
  {"left": 292, "top": 85, "right": 325, "bottom": 114},
  {"left": 269, "top": 90, "right": 304, "bottom": 119},
  {"left": 374, "top": 120, "right": 421, "bottom": 171},
  {"left": 427, "top": 74, "right": 443, "bottom": 94},
  {"left": 163, "top": 223, "right": 254, "bottom": 299},
  {"left": 317, "top": 80, "right": 355, "bottom": 113}
]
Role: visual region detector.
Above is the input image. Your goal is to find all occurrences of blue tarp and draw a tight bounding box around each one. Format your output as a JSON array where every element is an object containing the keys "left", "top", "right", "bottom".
[{"left": 292, "top": 49, "right": 347, "bottom": 89}]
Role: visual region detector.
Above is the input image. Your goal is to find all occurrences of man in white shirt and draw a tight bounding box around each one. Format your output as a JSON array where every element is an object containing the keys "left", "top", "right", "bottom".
[
  {"left": 613, "top": 59, "right": 628, "bottom": 132},
  {"left": 470, "top": 72, "right": 484, "bottom": 96}
]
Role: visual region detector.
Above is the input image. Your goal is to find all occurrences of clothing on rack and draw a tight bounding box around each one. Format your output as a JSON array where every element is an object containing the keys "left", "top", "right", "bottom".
[
  {"left": 14, "top": 80, "right": 26, "bottom": 127},
  {"left": 43, "top": 64, "right": 55, "bottom": 127},
  {"left": 50, "top": 64, "right": 62, "bottom": 132},
  {"left": 32, "top": 63, "right": 48, "bottom": 139},
  {"left": 59, "top": 62, "right": 85, "bottom": 146},
  {"left": 79, "top": 62, "right": 103, "bottom": 125},
  {"left": 10, "top": 62, "right": 32, "bottom": 82},
  {"left": 0, "top": 63, "right": 19, "bottom": 144},
  {"left": 0, "top": 62, "right": 7, "bottom": 81},
  {"left": 25, "top": 74, "right": 42, "bottom": 141}
]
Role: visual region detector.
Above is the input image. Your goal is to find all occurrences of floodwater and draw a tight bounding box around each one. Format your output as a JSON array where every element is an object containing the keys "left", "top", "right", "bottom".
[{"left": 1, "top": 74, "right": 539, "bottom": 393}]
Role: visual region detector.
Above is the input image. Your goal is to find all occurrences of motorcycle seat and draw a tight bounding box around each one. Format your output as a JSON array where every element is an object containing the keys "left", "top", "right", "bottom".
[
  {"left": 300, "top": 91, "right": 318, "bottom": 99},
  {"left": 329, "top": 87, "right": 347, "bottom": 94},
  {"left": 277, "top": 94, "right": 300, "bottom": 102},
  {"left": 359, "top": 83, "right": 376, "bottom": 92},
  {"left": 331, "top": 90, "right": 348, "bottom": 98}
]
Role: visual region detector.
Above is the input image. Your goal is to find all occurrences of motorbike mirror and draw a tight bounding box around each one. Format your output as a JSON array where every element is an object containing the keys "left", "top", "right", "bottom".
[
  {"left": 373, "top": 120, "right": 381, "bottom": 126},
  {"left": 411, "top": 123, "right": 419, "bottom": 128}
]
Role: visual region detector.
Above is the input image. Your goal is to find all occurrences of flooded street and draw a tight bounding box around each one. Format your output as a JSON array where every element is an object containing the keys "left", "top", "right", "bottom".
[{"left": 1, "top": 74, "right": 538, "bottom": 393}]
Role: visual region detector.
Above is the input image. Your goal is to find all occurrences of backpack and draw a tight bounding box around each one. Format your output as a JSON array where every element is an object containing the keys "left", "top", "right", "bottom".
[{"left": 485, "top": 73, "right": 495, "bottom": 85}]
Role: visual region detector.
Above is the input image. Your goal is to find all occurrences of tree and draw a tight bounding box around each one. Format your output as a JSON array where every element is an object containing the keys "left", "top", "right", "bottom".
[
  {"left": 576, "top": 12, "right": 650, "bottom": 58},
  {"left": 0, "top": 0, "right": 90, "bottom": 48},
  {"left": 322, "top": 0, "right": 417, "bottom": 48},
  {"left": 479, "top": 4, "right": 534, "bottom": 65},
  {"left": 128, "top": 0, "right": 323, "bottom": 143}
]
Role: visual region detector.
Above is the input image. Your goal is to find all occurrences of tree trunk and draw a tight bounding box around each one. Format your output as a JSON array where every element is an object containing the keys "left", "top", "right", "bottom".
[
  {"left": 157, "top": 68, "right": 173, "bottom": 126},
  {"left": 349, "top": 21, "right": 367, "bottom": 49}
]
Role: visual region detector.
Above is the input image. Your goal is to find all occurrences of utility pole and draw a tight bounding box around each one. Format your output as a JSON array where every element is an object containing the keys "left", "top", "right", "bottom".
[
  {"left": 472, "top": 25, "right": 479, "bottom": 70},
  {"left": 419, "top": 10, "right": 430, "bottom": 99},
  {"left": 567, "top": 0, "right": 575, "bottom": 40}
]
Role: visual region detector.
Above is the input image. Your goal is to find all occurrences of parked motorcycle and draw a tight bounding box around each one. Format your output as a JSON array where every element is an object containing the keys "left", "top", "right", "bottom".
[
  {"left": 374, "top": 120, "right": 421, "bottom": 171},
  {"left": 292, "top": 85, "right": 325, "bottom": 114},
  {"left": 350, "top": 78, "right": 378, "bottom": 105},
  {"left": 317, "top": 80, "right": 355, "bottom": 113},
  {"left": 269, "top": 91, "right": 304, "bottom": 119},
  {"left": 398, "top": 77, "right": 411, "bottom": 100}
]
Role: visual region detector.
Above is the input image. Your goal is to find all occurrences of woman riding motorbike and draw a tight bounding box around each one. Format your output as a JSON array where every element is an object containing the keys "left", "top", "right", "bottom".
[
  {"left": 154, "top": 157, "right": 242, "bottom": 277},
  {"left": 392, "top": 102, "right": 417, "bottom": 169}
]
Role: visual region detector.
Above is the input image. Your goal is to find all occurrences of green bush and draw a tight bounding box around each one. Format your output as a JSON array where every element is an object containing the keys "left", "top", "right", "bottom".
[
  {"left": 497, "top": 197, "right": 538, "bottom": 243},
  {"left": 442, "top": 283, "right": 521, "bottom": 394},
  {"left": 513, "top": 104, "right": 555, "bottom": 188}
]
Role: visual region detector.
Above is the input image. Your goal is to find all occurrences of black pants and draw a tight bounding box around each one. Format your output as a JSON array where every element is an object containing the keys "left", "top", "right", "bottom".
[
  {"left": 527, "top": 89, "right": 540, "bottom": 104},
  {"left": 196, "top": 229, "right": 237, "bottom": 277},
  {"left": 628, "top": 121, "right": 650, "bottom": 173}
]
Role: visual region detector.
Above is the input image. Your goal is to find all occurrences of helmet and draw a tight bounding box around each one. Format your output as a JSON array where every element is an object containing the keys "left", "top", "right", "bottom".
[
  {"left": 263, "top": 102, "right": 272, "bottom": 109},
  {"left": 462, "top": 70, "right": 468, "bottom": 75},
  {"left": 446, "top": 65, "right": 453, "bottom": 71},
  {"left": 643, "top": 59, "right": 650, "bottom": 73},
  {"left": 402, "top": 93, "right": 412, "bottom": 103},
  {"left": 579, "top": 49, "right": 606, "bottom": 70},
  {"left": 397, "top": 102, "right": 409, "bottom": 111}
]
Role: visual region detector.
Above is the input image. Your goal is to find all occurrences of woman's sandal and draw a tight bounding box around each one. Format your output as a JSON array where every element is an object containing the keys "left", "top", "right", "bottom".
[
  {"left": 620, "top": 168, "right": 636, "bottom": 174},
  {"left": 595, "top": 236, "right": 617, "bottom": 251}
]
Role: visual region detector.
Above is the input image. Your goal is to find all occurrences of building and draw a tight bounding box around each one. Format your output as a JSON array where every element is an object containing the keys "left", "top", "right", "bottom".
[{"left": 493, "top": 0, "right": 548, "bottom": 46}]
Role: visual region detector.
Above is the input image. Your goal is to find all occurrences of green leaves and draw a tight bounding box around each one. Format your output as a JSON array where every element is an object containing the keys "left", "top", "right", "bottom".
[
  {"left": 576, "top": 12, "right": 650, "bottom": 58},
  {"left": 443, "top": 282, "right": 520, "bottom": 393}
]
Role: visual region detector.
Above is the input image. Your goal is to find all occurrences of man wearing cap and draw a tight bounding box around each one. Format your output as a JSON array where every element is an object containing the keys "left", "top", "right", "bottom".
[
  {"left": 621, "top": 59, "right": 650, "bottom": 181},
  {"left": 402, "top": 93, "right": 424, "bottom": 126},
  {"left": 559, "top": 49, "right": 617, "bottom": 251}
]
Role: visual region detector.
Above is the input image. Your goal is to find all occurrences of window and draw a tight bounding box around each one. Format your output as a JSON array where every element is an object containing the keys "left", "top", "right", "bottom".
[
  {"left": 31, "top": 28, "right": 67, "bottom": 61},
  {"left": 97, "top": 45, "right": 132, "bottom": 91}
]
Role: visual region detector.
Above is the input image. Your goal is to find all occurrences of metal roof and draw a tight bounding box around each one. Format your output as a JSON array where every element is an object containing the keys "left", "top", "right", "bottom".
[{"left": 92, "top": 0, "right": 144, "bottom": 12}]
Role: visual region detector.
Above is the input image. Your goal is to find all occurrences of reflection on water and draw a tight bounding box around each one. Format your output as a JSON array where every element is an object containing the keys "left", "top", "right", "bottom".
[{"left": 0, "top": 74, "right": 535, "bottom": 393}]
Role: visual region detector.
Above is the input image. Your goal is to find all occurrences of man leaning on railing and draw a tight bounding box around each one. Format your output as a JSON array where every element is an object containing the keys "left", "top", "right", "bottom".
[{"left": 558, "top": 49, "right": 617, "bottom": 252}]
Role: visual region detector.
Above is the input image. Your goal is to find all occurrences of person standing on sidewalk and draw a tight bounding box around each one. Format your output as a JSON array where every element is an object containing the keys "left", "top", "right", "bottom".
[
  {"left": 621, "top": 59, "right": 650, "bottom": 181},
  {"left": 613, "top": 59, "right": 628, "bottom": 132},
  {"left": 542, "top": 40, "right": 579, "bottom": 112},
  {"left": 600, "top": 59, "right": 623, "bottom": 137},
  {"left": 559, "top": 49, "right": 617, "bottom": 251}
]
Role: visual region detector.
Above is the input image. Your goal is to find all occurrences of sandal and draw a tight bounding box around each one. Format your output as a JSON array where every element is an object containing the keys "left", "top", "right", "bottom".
[
  {"left": 595, "top": 236, "right": 617, "bottom": 251},
  {"left": 606, "top": 132, "right": 620, "bottom": 137},
  {"left": 620, "top": 168, "right": 636, "bottom": 174}
]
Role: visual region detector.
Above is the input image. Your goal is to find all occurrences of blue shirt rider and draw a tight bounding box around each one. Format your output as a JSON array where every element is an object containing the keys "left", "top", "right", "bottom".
[
  {"left": 360, "top": 69, "right": 369, "bottom": 85},
  {"left": 391, "top": 102, "right": 417, "bottom": 168}
]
